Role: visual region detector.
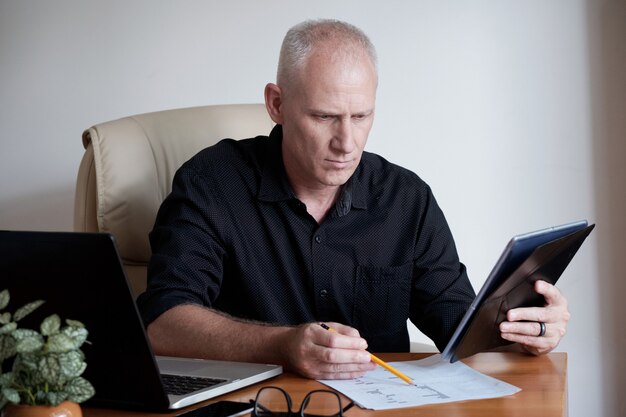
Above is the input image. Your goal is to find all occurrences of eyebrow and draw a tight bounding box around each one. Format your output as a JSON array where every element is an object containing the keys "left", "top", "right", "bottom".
[{"left": 308, "top": 108, "right": 374, "bottom": 117}]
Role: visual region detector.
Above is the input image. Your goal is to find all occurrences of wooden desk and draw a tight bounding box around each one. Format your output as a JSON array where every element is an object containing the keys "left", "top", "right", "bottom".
[{"left": 84, "top": 352, "right": 567, "bottom": 417}]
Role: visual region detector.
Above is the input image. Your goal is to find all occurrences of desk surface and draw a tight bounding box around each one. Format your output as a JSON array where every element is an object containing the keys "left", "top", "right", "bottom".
[{"left": 84, "top": 352, "right": 567, "bottom": 417}]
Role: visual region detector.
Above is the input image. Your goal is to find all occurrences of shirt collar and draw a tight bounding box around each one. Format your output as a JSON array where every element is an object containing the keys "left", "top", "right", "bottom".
[
  {"left": 257, "top": 125, "right": 295, "bottom": 203},
  {"left": 257, "top": 125, "right": 368, "bottom": 214}
]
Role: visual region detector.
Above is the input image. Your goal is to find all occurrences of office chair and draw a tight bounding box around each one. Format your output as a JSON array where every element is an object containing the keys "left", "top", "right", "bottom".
[{"left": 74, "top": 104, "right": 274, "bottom": 297}]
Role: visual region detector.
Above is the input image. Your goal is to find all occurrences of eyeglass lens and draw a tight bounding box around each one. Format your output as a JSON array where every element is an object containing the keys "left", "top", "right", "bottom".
[
  {"left": 254, "top": 387, "right": 291, "bottom": 416},
  {"left": 301, "top": 390, "right": 344, "bottom": 417}
]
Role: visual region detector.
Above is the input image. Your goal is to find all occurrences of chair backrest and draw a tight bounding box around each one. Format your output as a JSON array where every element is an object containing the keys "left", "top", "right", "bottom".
[{"left": 74, "top": 104, "right": 274, "bottom": 297}]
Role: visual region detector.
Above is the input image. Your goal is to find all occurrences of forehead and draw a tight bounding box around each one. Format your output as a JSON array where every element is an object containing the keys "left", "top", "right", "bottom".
[{"left": 293, "top": 46, "right": 378, "bottom": 107}]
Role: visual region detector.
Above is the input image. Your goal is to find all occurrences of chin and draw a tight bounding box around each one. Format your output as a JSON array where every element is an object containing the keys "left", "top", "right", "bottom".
[
  {"left": 316, "top": 164, "right": 359, "bottom": 186},
  {"left": 321, "top": 173, "right": 353, "bottom": 187}
]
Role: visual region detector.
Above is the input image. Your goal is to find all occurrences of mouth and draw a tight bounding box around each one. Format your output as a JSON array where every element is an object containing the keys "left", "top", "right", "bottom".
[{"left": 325, "top": 159, "right": 354, "bottom": 169}]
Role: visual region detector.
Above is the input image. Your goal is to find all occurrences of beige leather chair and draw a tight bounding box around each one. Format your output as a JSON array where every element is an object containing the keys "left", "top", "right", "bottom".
[{"left": 74, "top": 104, "right": 274, "bottom": 297}]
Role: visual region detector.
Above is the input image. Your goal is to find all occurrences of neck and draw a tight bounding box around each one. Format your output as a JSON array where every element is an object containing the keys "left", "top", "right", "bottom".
[
  {"left": 292, "top": 183, "right": 341, "bottom": 224},
  {"left": 282, "top": 145, "right": 343, "bottom": 223}
]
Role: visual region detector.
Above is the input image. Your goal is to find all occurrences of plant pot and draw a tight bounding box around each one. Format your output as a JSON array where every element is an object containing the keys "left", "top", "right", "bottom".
[{"left": 2, "top": 401, "right": 82, "bottom": 417}]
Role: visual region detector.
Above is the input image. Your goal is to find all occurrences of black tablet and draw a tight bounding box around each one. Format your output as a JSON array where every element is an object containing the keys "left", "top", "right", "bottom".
[{"left": 441, "top": 220, "right": 594, "bottom": 362}]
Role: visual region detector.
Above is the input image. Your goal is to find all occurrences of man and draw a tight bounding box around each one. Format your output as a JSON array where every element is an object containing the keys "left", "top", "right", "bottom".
[{"left": 137, "top": 19, "right": 570, "bottom": 380}]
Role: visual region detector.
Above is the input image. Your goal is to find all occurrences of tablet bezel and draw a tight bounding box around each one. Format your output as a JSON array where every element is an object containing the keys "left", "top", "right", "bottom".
[{"left": 441, "top": 220, "right": 588, "bottom": 361}]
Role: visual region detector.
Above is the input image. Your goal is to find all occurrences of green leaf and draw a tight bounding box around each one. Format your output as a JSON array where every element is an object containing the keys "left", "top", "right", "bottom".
[
  {"left": 33, "top": 391, "right": 47, "bottom": 406},
  {"left": 11, "top": 355, "right": 41, "bottom": 387},
  {"left": 45, "top": 391, "right": 68, "bottom": 407},
  {"left": 0, "top": 335, "right": 16, "bottom": 362},
  {"left": 0, "top": 322, "right": 16, "bottom": 335},
  {"left": 15, "top": 334, "right": 44, "bottom": 354},
  {"left": 14, "top": 352, "right": 38, "bottom": 372},
  {"left": 13, "top": 300, "right": 44, "bottom": 322},
  {"left": 41, "top": 314, "right": 61, "bottom": 336},
  {"left": 0, "top": 372, "right": 13, "bottom": 387},
  {"left": 2, "top": 387, "right": 20, "bottom": 404},
  {"left": 61, "top": 325, "right": 88, "bottom": 349},
  {"left": 0, "top": 372, "right": 13, "bottom": 397},
  {"left": 65, "top": 319, "right": 85, "bottom": 328},
  {"left": 38, "top": 354, "right": 63, "bottom": 385},
  {"left": 0, "top": 290, "right": 9, "bottom": 311},
  {"left": 65, "top": 376, "right": 95, "bottom": 403},
  {"left": 46, "top": 333, "right": 74, "bottom": 353},
  {"left": 12, "top": 328, "right": 39, "bottom": 341},
  {"left": 58, "top": 351, "right": 86, "bottom": 379},
  {"left": 0, "top": 312, "right": 12, "bottom": 325}
]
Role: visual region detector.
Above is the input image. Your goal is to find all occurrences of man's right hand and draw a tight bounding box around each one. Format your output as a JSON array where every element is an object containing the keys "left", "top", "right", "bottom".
[
  {"left": 147, "top": 306, "right": 376, "bottom": 380},
  {"left": 281, "top": 322, "right": 377, "bottom": 379}
]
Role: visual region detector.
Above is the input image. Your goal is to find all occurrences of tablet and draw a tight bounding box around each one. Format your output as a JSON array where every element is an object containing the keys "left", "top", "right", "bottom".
[{"left": 441, "top": 220, "right": 594, "bottom": 362}]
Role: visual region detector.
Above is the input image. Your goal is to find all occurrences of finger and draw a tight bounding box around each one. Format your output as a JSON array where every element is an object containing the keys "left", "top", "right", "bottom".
[
  {"left": 500, "top": 320, "right": 564, "bottom": 356},
  {"left": 316, "top": 324, "right": 368, "bottom": 350},
  {"left": 312, "top": 342, "right": 372, "bottom": 365},
  {"left": 315, "top": 366, "right": 377, "bottom": 380},
  {"left": 507, "top": 282, "right": 565, "bottom": 323},
  {"left": 507, "top": 305, "right": 550, "bottom": 323},
  {"left": 534, "top": 280, "right": 563, "bottom": 304},
  {"left": 508, "top": 302, "right": 570, "bottom": 325},
  {"left": 318, "top": 359, "right": 378, "bottom": 375},
  {"left": 500, "top": 331, "right": 555, "bottom": 350},
  {"left": 500, "top": 320, "right": 546, "bottom": 337},
  {"left": 324, "top": 322, "right": 361, "bottom": 338},
  {"left": 296, "top": 358, "right": 377, "bottom": 380},
  {"left": 298, "top": 344, "right": 376, "bottom": 379}
]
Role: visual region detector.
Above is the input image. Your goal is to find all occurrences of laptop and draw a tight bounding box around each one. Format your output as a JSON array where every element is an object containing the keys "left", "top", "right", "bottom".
[
  {"left": 441, "top": 220, "right": 594, "bottom": 362},
  {"left": 0, "top": 231, "right": 282, "bottom": 410}
]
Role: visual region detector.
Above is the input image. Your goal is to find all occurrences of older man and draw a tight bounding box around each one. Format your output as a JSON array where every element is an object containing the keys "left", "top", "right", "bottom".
[{"left": 137, "top": 19, "right": 570, "bottom": 380}]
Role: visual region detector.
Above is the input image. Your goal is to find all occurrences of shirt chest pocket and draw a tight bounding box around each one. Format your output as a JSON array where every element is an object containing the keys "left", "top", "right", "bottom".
[{"left": 352, "top": 262, "right": 412, "bottom": 337}]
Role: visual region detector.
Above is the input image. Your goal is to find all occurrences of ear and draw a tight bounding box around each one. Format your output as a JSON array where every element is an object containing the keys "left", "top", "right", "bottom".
[{"left": 264, "top": 83, "right": 284, "bottom": 124}]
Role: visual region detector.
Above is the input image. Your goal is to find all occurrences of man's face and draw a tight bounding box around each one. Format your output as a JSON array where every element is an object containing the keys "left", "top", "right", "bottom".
[{"left": 278, "top": 49, "right": 378, "bottom": 191}]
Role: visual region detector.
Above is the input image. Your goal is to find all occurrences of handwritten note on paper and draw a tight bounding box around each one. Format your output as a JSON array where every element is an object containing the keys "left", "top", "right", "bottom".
[{"left": 319, "top": 354, "right": 520, "bottom": 410}]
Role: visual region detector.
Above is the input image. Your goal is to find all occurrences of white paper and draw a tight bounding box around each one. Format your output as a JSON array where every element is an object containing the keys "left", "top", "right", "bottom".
[{"left": 318, "top": 354, "right": 520, "bottom": 410}]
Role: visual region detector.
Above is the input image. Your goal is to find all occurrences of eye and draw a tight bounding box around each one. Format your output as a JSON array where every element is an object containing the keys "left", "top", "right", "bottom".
[{"left": 352, "top": 114, "right": 369, "bottom": 122}]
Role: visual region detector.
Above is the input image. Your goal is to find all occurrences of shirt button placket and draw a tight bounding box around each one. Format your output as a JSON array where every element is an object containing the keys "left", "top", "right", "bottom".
[{"left": 312, "top": 231, "right": 331, "bottom": 320}]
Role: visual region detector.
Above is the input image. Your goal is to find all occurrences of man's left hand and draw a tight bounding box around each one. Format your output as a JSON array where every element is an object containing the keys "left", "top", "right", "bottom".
[{"left": 499, "top": 280, "right": 570, "bottom": 355}]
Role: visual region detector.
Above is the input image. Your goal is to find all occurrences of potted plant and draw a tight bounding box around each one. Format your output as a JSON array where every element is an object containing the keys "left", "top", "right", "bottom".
[{"left": 0, "top": 289, "right": 95, "bottom": 417}]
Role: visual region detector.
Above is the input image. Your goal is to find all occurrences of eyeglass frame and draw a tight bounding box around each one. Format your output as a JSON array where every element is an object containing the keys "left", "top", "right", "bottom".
[{"left": 252, "top": 385, "right": 355, "bottom": 417}]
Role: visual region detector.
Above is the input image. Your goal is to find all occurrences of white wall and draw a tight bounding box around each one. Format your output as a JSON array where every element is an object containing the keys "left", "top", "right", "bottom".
[{"left": 1, "top": 1, "right": 623, "bottom": 416}]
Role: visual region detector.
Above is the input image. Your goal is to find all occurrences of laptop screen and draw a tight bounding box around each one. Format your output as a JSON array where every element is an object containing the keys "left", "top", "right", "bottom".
[{"left": 0, "top": 231, "right": 170, "bottom": 410}]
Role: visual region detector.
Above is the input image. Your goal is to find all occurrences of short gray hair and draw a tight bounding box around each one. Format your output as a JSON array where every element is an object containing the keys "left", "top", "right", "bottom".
[{"left": 277, "top": 19, "right": 378, "bottom": 88}]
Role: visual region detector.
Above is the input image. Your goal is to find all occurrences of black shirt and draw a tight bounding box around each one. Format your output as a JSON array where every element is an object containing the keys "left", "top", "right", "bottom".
[{"left": 137, "top": 125, "right": 475, "bottom": 352}]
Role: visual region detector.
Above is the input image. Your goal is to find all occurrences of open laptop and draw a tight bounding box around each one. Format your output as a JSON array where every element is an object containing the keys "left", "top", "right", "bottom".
[
  {"left": 0, "top": 231, "right": 282, "bottom": 410},
  {"left": 441, "top": 220, "right": 594, "bottom": 362}
]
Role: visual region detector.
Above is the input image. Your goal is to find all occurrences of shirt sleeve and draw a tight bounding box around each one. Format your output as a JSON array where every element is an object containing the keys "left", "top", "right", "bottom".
[
  {"left": 409, "top": 186, "right": 476, "bottom": 351},
  {"left": 136, "top": 160, "right": 227, "bottom": 326}
]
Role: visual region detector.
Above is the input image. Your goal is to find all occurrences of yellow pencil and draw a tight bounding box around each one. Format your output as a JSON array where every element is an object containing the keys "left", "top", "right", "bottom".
[
  {"left": 368, "top": 354, "right": 415, "bottom": 385},
  {"left": 319, "top": 323, "right": 415, "bottom": 385}
]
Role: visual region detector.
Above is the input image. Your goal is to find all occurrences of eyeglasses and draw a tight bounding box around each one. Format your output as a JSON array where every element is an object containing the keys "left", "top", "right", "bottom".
[{"left": 252, "top": 386, "right": 354, "bottom": 417}]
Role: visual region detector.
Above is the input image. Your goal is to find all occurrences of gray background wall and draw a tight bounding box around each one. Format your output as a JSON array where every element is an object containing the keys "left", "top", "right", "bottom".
[{"left": 1, "top": 1, "right": 624, "bottom": 416}]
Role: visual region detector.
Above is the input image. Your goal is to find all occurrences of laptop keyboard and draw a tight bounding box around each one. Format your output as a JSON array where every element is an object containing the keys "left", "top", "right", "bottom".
[{"left": 161, "top": 373, "right": 227, "bottom": 395}]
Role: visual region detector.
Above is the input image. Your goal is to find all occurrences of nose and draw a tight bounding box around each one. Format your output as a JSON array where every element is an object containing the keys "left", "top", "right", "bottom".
[{"left": 331, "top": 118, "right": 356, "bottom": 154}]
